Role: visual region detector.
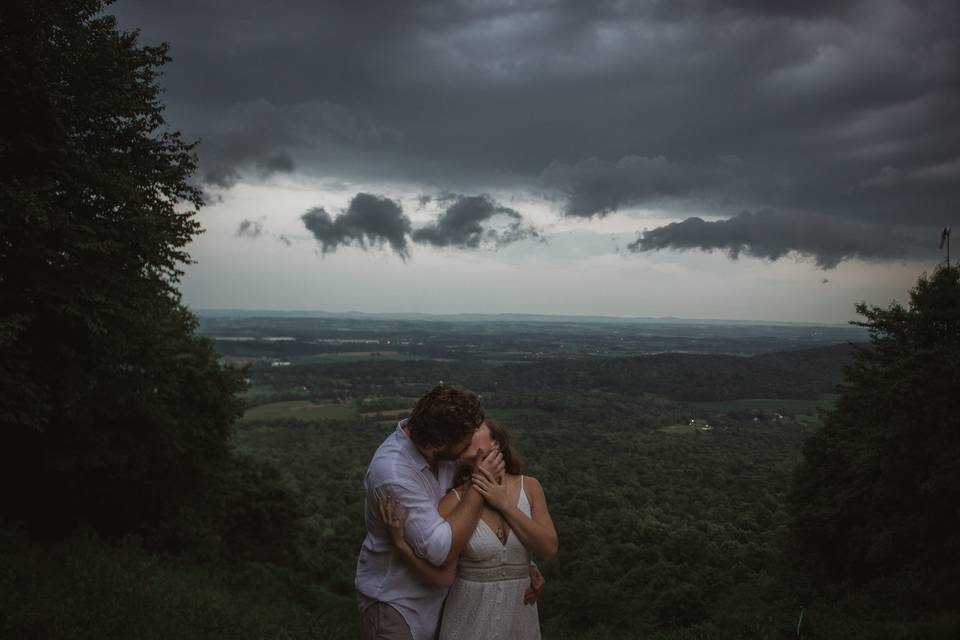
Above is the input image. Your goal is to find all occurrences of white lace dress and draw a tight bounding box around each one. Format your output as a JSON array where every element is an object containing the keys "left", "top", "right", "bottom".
[{"left": 439, "top": 476, "right": 542, "bottom": 640}]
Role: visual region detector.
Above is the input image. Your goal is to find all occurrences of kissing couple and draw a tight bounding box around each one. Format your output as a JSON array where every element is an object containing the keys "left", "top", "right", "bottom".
[{"left": 356, "top": 384, "right": 558, "bottom": 640}]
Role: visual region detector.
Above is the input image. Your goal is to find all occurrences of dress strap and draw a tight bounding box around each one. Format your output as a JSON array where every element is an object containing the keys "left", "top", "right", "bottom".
[
  {"left": 518, "top": 475, "right": 531, "bottom": 513},
  {"left": 451, "top": 488, "right": 462, "bottom": 503}
]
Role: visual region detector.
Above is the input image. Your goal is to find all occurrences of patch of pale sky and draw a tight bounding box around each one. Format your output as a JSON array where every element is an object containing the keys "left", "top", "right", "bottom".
[{"left": 182, "top": 178, "right": 933, "bottom": 323}]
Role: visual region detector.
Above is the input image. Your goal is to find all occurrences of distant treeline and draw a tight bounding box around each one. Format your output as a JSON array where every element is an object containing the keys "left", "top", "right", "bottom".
[
  {"left": 200, "top": 315, "right": 865, "bottom": 359},
  {"left": 256, "top": 344, "right": 855, "bottom": 403}
]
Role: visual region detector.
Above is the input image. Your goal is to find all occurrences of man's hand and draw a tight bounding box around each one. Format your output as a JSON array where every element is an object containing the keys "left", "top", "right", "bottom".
[
  {"left": 476, "top": 444, "right": 505, "bottom": 484},
  {"left": 524, "top": 564, "right": 545, "bottom": 605}
]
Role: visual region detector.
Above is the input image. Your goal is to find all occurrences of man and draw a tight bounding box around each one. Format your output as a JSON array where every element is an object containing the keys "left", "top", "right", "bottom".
[{"left": 356, "top": 384, "right": 535, "bottom": 640}]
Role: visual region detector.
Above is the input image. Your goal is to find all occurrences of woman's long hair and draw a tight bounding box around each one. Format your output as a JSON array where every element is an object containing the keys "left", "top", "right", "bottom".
[{"left": 453, "top": 418, "right": 523, "bottom": 487}]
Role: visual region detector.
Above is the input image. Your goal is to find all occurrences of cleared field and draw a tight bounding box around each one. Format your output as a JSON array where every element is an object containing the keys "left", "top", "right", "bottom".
[
  {"left": 683, "top": 395, "right": 835, "bottom": 415},
  {"left": 241, "top": 400, "right": 359, "bottom": 422},
  {"left": 287, "top": 352, "right": 433, "bottom": 365},
  {"left": 243, "top": 384, "right": 310, "bottom": 400},
  {"left": 479, "top": 351, "right": 534, "bottom": 361},
  {"left": 222, "top": 355, "right": 262, "bottom": 365},
  {"left": 244, "top": 384, "right": 277, "bottom": 399},
  {"left": 486, "top": 408, "right": 554, "bottom": 422},
  {"left": 359, "top": 408, "right": 409, "bottom": 418},
  {"left": 358, "top": 406, "right": 551, "bottom": 421},
  {"left": 661, "top": 419, "right": 713, "bottom": 434}
]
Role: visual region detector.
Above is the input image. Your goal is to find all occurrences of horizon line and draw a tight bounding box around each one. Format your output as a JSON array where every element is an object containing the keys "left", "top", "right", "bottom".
[{"left": 190, "top": 307, "right": 862, "bottom": 329}]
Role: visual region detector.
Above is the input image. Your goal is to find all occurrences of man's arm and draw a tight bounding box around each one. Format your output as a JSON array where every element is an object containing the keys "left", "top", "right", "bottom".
[
  {"left": 379, "top": 496, "right": 457, "bottom": 588},
  {"left": 374, "top": 481, "right": 453, "bottom": 567}
]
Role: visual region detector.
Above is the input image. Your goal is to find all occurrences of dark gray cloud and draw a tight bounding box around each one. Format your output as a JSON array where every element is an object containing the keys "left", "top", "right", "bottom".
[
  {"left": 301, "top": 193, "right": 412, "bottom": 259},
  {"left": 542, "top": 155, "right": 754, "bottom": 218},
  {"left": 412, "top": 194, "right": 541, "bottom": 249},
  {"left": 664, "top": 0, "right": 863, "bottom": 20},
  {"left": 236, "top": 218, "right": 263, "bottom": 238},
  {"left": 416, "top": 194, "right": 433, "bottom": 210},
  {"left": 235, "top": 219, "right": 304, "bottom": 247},
  {"left": 112, "top": 0, "right": 959, "bottom": 264},
  {"left": 628, "top": 210, "right": 930, "bottom": 269},
  {"left": 197, "top": 99, "right": 395, "bottom": 188}
]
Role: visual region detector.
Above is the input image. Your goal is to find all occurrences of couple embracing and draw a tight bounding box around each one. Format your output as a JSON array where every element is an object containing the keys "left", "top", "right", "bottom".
[{"left": 356, "top": 384, "right": 558, "bottom": 640}]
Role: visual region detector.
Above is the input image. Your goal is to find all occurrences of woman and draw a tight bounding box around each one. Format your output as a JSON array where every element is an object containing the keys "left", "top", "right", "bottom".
[{"left": 379, "top": 419, "right": 558, "bottom": 640}]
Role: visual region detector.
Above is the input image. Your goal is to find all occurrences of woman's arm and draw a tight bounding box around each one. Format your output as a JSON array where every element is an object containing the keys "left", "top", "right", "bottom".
[
  {"left": 440, "top": 449, "right": 501, "bottom": 564},
  {"left": 379, "top": 496, "right": 457, "bottom": 588},
  {"left": 472, "top": 470, "right": 559, "bottom": 560}
]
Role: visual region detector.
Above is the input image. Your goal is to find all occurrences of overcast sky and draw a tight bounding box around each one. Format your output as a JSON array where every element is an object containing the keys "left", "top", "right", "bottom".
[{"left": 111, "top": 0, "right": 958, "bottom": 323}]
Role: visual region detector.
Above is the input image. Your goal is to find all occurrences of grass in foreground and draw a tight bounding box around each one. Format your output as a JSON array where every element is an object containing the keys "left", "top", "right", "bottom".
[{"left": 0, "top": 527, "right": 356, "bottom": 640}]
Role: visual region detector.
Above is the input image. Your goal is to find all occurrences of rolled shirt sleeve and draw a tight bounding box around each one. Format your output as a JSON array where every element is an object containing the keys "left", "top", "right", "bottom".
[{"left": 374, "top": 481, "right": 452, "bottom": 566}]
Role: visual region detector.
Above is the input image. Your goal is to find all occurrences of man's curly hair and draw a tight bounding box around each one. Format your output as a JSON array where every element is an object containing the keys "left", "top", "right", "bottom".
[{"left": 407, "top": 384, "right": 485, "bottom": 449}]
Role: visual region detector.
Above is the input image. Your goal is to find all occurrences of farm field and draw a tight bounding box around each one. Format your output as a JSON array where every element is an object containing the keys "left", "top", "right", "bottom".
[
  {"left": 286, "top": 352, "right": 444, "bottom": 365},
  {"left": 240, "top": 400, "right": 359, "bottom": 422},
  {"left": 243, "top": 384, "right": 311, "bottom": 400},
  {"left": 682, "top": 395, "right": 836, "bottom": 415},
  {"left": 484, "top": 407, "right": 555, "bottom": 422},
  {"left": 660, "top": 418, "right": 713, "bottom": 434}
]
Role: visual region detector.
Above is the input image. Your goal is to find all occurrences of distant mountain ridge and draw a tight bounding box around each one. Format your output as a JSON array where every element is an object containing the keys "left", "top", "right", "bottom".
[{"left": 193, "top": 308, "right": 855, "bottom": 328}]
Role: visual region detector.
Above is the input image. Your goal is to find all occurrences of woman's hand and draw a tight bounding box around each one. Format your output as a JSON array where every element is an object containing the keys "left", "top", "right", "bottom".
[
  {"left": 378, "top": 495, "right": 409, "bottom": 549},
  {"left": 471, "top": 467, "right": 511, "bottom": 511},
  {"left": 475, "top": 442, "right": 505, "bottom": 484},
  {"left": 377, "top": 494, "right": 457, "bottom": 588}
]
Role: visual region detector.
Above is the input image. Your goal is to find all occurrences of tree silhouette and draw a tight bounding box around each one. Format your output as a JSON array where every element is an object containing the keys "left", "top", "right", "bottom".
[
  {"left": 790, "top": 265, "right": 960, "bottom": 608},
  {"left": 0, "top": 0, "right": 245, "bottom": 539}
]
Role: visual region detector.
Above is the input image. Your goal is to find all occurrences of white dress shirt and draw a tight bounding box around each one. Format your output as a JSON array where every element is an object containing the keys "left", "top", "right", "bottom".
[{"left": 356, "top": 419, "right": 458, "bottom": 640}]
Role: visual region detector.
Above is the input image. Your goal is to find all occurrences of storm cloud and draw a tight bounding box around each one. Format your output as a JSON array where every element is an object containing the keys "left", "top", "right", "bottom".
[
  {"left": 111, "top": 0, "right": 959, "bottom": 266},
  {"left": 542, "top": 155, "right": 754, "bottom": 218},
  {"left": 301, "top": 193, "right": 412, "bottom": 260},
  {"left": 628, "top": 210, "right": 928, "bottom": 269},
  {"left": 236, "top": 218, "right": 264, "bottom": 238},
  {"left": 199, "top": 99, "right": 396, "bottom": 189},
  {"left": 412, "top": 194, "right": 541, "bottom": 249}
]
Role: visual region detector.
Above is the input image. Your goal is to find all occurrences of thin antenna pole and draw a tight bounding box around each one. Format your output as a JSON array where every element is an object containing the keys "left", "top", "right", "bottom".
[{"left": 940, "top": 227, "right": 952, "bottom": 267}]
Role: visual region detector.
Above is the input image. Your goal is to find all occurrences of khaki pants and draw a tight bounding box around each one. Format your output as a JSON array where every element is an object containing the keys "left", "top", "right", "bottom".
[{"left": 359, "top": 600, "right": 412, "bottom": 640}]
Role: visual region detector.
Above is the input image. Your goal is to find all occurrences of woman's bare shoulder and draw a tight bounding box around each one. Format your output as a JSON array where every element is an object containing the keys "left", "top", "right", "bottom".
[
  {"left": 438, "top": 482, "right": 469, "bottom": 516},
  {"left": 522, "top": 474, "right": 546, "bottom": 496}
]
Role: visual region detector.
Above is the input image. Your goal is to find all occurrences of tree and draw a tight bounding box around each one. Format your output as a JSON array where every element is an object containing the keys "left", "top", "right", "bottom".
[
  {"left": 0, "top": 0, "right": 245, "bottom": 539},
  {"left": 789, "top": 265, "right": 960, "bottom": 608}
]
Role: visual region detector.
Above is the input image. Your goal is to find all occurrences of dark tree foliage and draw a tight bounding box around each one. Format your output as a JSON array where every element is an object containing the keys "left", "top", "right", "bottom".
[
  {"left": 790, "top": 265, "right": 960, "bottom": 608},
  {"left": 0, "top": 0, "right": 246, "bottom": 539}
]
